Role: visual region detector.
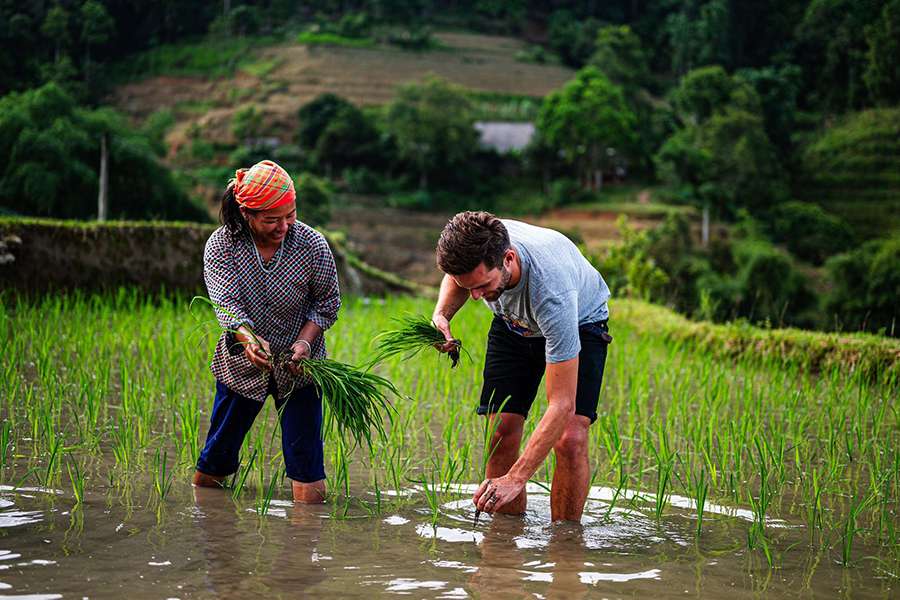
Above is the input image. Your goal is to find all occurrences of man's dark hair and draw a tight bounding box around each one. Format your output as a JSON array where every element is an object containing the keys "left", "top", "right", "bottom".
[{"left": 436, "top": 211, "right": 510, "bottom": 275}]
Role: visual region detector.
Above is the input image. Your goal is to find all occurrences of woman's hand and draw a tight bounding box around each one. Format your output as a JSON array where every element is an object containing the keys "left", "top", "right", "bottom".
[
  {"left": 473, "top": 474, "right": 526, "bottom": 514},
  {"left": 240, "top": 328, "right": 272, "bottom": 371},
  {"left": 287, "top": 339, "right": 312, "bottom": 376}
]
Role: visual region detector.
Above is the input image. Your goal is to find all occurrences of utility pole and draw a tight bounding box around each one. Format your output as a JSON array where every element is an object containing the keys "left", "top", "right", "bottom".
[{"left": 98, "top": 133, "right": 109, "bottom": 221}]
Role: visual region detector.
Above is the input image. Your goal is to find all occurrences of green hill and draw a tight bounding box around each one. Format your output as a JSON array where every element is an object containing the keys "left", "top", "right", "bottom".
[{"left": 798, "top": 108, "right": 900, "bottom": 238}]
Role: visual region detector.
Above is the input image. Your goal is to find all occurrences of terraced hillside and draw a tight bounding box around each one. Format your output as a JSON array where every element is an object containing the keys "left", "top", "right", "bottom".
[
  {"left": 798, "top": 108, "right": 900, "bottom": 238},
  {"left": 113, "top": 32, "right": 574, "bottom": 152}
]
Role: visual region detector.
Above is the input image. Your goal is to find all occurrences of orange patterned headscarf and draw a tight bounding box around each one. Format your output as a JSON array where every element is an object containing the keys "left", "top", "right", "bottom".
[{"left": 232, "top": 160, "right": 296, "bottom": 210}]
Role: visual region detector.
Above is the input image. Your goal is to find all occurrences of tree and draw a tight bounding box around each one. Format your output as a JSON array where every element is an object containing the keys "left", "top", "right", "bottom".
[
  {"left": 548, "top": 10, "right": 603, "bottom": 68},
  {"left": 795, "top": 0, "right": 883, "bottom": 111},
  {"left": 80, "top": 0, "right": 114, "bottom": 78},
  {"left": 297, "top": 94, "right": 355, "bottom": 151},
  {"left": 863, "top": 0, "right": 900, "bottom": 106},
  {"left": 590, "top": 25, "right": 651, "bottom": 94},
  {"left": 383, "top": 76, "right": 478, "bottom": 189},
  {"left": 313, "top": 105, "right": 380, "bottom": 174},
  {"left": 41, "top": 5, "right": 71, "bottom": 64},
  {"left": 535, "top": 66, "right": 637, "bottom": 191},
  {"left": 656, "top": 66, "right": 785, "bottom": 242},
  {"left": 0, "top": 83, "right": 204, "bottom": 221},
  {"left": 296, "top": 94, "right": 381, "bottom": 175},
  {"left": 736, "top": 64, "right": 802, "bottom": 159},
  {"left": 664, "top": 0, "right": 730, "bottom": 75}
]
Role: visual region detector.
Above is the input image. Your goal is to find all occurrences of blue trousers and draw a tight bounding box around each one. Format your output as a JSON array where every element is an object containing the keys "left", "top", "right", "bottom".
[{"left": 197, "top": 378, "right": 326, "bottom": 483}]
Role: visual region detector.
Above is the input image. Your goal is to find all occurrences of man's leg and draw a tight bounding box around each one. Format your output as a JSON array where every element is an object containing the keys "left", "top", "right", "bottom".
[
  {"left": 550, "top": 414, "right": 592, "bottom": 521},
  {"left": 485, "top": 412, "right": 527, "bottom": 514}
]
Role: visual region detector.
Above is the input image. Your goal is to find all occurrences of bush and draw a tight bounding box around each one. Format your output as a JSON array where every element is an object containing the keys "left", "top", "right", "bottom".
[
  {"left": 385, "top": 25, "right": 435, "bottom": 50},
  {"left": 294, "top": 172, "right": 333, "bottom": 228},
  {"left": 731, "top": 238, "right": 817, "bottom": 327},
  {"left": 768, "top": 201, "right": 855, "bottom": 264},
  {"left": 825, "top": 236, "right": 900, "bottom": 335},
  {"left": 231, "top": 105, "right": 263, "bottom": 143},
  {"left": 386, "top": 190, "right": 434, "bottom": 211},
  {"left": 589, "top": 216, "right": 670, "bottom": 302},
  {"left": 549, "top": 178, "right": 595, "bottom": 206},
  {"left": 515, "top": 45, "right": 549, "bottom": 64}
]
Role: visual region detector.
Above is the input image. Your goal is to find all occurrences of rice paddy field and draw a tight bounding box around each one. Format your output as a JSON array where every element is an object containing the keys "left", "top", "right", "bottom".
[{"left": 1, "top": 291, "right": 898, "bottom": 599}]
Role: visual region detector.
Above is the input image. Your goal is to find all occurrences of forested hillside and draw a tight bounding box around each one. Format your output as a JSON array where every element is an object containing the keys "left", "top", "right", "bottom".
[{"left": 1, "top": 0, "right": 897, "bottom": 335}]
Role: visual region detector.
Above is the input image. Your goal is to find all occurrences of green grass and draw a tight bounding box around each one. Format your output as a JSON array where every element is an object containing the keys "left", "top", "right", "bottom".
[
  {"left": 295, "top": 32, "right": 376, "bottom": 48},
  {"left": 110, "top": 35, "right": 285, "bottom": 81},
  {"left": 1, "top": 291, "right": 898, "bottom": 569}
]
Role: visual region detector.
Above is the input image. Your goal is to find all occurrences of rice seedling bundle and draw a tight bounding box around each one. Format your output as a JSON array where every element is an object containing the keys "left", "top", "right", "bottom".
[
  {"left": 190, "top": 296, "right": 397, "bottom": 453},
  {"left": 371, "top": 315, "right": 464, "bottom": 367}
]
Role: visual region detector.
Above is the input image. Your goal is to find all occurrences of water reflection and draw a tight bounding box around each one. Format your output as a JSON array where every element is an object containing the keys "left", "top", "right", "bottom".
[{"left": 191, "top": 486, "right": 327, "bottom": 597}]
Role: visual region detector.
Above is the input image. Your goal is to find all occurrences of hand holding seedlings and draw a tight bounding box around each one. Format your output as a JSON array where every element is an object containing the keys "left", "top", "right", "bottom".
[
  {"left": 372, "top": 314, "right": 466, "bottom": 368},
  {"left": 239, "top": 326, "right": 272, "bottom": 371},
  {"left": 287, "top": 338, "right": 312, "bottom": 376}
]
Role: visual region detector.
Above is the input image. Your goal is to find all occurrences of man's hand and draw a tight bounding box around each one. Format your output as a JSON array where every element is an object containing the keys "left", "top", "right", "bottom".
[
  {"left": 287, "top": 339, "right": 312, "bottom": 376},
  {"left": 473, "top": 474, "right": 526, "bottom": 514},
  {"left": 243, "top": 334, "right": 272, "bottom": 371},
  {"left": 432, "top": 313, "right": 459, "bottom": 353}
]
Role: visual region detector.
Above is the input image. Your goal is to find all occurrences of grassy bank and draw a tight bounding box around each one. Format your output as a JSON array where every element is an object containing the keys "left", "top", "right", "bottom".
[{"left": 615, "top": 299, "right": 900, "bottom": 385}]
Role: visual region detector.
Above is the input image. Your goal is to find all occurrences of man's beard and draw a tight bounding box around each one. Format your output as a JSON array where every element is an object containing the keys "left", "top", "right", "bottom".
[{"left": 486, "top": 265, "right": 512, "bottom": 301}]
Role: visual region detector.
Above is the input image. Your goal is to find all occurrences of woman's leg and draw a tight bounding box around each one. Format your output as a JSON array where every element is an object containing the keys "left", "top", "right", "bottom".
[
  {"left": 276, "top": 384, "right": 327, "bottom": 503},
  {"left": 194, "top": 380, "right": 265, "bottom": 487}
]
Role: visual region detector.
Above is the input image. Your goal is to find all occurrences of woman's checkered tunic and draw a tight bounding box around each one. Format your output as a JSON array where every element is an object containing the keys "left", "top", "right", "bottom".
[{"left": 203, "top": 222, "right": 341, "bottom": 402}]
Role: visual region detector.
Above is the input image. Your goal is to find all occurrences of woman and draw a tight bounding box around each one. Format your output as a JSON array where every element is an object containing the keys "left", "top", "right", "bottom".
[{"left": 193, "top": 159, "right": 341, "bottom": 503}]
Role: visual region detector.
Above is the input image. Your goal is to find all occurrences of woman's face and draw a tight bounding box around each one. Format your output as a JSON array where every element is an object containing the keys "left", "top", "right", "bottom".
[{"left": 244, "top": 201, "right": 297, "bottom": 245}]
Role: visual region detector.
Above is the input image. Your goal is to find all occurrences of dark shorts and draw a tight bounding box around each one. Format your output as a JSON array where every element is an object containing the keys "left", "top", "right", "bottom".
[
  {"left": 197, "top": 378, "right": 326, "bottom": 483},
  {"left": 478, "top": 317, "right": 610, "bottom": 423}
]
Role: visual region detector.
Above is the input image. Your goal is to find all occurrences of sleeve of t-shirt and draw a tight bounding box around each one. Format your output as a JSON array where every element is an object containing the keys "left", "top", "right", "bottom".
[{"left": 534, "top": 289, "right": 580, "bottom": 363}]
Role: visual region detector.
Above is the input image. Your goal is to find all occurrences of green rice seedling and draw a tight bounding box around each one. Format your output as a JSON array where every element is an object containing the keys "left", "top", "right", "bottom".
[
  {"left": 748, "top": 438, "right": 775, "bottom": 566},
  {"left": 840, "top": 481, "right": 883, "bottom": 566},
  {"left": 231, "top": 449, "right": 258, "bottom": 500},
  {"left": 0, "top": 420, "right": 10, "bottom": 476},
  {"left": 370, "top": 315, "right": 465, "bottom": 368},
  {"left": 296, "top": 357, "right": 398, "bottom": 454},
  {"left": 257, "top": 467, "right": 284, "bottom": 516},
  {"left": 413, "top": 466, "right": 442, "bottom": 530},
  {"left": 66, "top": 458, "right": 85, "bottom": 505},
  {"left": 474, "top": 395, "right": 510, "bottom": 527},
  {"left": 649, "top": 424, "right": 675, "bottom": 522},
  {"left": 691, "top": 469, "right": 709, "bottom": 537},
  {"left": 42, "top": 434, "right": 62, "bottom": 487},
  {"left": 153, "top": 448, "right": 175, "bottom": 501}
]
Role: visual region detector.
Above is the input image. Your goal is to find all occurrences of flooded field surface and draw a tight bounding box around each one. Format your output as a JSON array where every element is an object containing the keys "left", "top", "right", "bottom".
[
  {"left": 1, "top": 482, "right": 894, "bottom": 599},
  {"left": 2, "top": 294, "right": 898, "bottom": 598}
]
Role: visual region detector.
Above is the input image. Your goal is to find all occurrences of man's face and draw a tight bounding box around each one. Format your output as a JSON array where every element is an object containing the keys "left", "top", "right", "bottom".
[{"left": 452, "top": 257, "right": 512, "bottom": 302}]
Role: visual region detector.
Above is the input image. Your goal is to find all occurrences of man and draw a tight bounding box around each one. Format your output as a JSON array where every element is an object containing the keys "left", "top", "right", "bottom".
[{"left": 432, "top": 211, "right": 611, "bottom": 521}]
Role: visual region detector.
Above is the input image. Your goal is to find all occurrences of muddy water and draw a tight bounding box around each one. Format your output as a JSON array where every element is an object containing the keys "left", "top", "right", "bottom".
[{"left": 0, "top": 481, "right": 894, "bottom": 599}]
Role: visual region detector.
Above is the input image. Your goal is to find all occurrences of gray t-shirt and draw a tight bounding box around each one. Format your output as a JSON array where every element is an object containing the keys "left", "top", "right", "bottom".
[{"left": 485, "top": 219, "right": 610, "bottom": 363}]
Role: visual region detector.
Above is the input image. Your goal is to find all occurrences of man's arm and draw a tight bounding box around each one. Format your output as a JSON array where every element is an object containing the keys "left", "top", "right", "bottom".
[
  {"left": 473, "top": 356, "right": 578, "bottom": 511},
  {"left": 507, "top": 357, "right": 577, "bottom": 481},
  {"left": 432, "top": 274, "right": 470, "bottom": 348}
]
